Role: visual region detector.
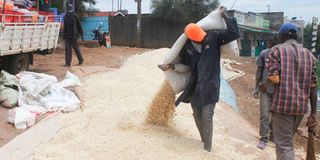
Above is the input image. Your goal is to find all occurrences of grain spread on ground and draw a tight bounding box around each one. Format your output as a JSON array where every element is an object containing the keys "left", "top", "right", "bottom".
[{"left": 30, "top": 48, "right": 313, "bottom": 160}]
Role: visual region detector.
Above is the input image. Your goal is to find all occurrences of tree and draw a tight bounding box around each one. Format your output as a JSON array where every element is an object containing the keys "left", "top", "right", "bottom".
[
  {"left": 304, "top": 23, "right": 313, "bottom": 50},
  {"left": 51, "top": 0, "right": 97, "bottom": 18},
  {"left": 76, "top": 0, "right": 97, "bottom": 18},
  {"left": 151, "top": 0, "right": 220, "bottom": 22}
]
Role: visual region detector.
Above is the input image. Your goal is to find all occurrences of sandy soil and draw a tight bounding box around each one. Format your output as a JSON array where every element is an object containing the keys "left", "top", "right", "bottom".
[
  {"left": 0, "top": 46, "right": 149, "bottom": 147},
  {"left": 30, "top": 49, "right": 270, "bottom": 160},
  {"left": 1, "top": 46, "right": 319, "bottom": 159},
  {"left": 29, "top": 49, "right": 318, "bottom": 160}
]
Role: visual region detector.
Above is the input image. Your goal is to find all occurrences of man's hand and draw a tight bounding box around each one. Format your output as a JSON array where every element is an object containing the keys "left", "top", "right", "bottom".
[
  {"left": 307, "top": 114, "right": 317, "bottom": 130},
  {"left": 259, "top": 84, "right": 267, "bottom": 92},
  {"left": 81, "top": 36, "right": 84, "bottom": 42},
  {"left": 158, "top": 64, "right": 174, "bottom": 71},
  {"left": 219, "top": 6, "right": 229, "bottom": 19},
  {"left": 253, "top": 88, "right": 259, "bottom": 99}
]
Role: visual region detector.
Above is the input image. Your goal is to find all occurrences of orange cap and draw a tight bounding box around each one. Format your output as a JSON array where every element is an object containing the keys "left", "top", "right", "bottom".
[{"left": 184, "top": 23, "right": 206, "bottom": 43}]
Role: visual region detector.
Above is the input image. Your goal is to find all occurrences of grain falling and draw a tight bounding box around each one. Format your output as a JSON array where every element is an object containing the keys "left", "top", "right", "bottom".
[{"left": 146, "top": 80, "right": 175, "bottom": 127}]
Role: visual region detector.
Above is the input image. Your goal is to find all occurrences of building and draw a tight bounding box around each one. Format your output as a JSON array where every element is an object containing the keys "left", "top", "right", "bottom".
[
  {"left": 228, "top": 10, "right": 279, "bottom": 57},
  {"left": 261, "top": 12, "right": 304, "bottom": 44}
]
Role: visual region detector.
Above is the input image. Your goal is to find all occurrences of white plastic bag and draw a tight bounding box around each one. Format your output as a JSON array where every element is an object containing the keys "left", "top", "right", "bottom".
[
  {"left": 18, "top": 71, "right": 80, "bottom": 114},
  {"left": 40, "top": 84, "right": 80, "bottom": 112},
  {"left": 57, "top": 71, "right": 81, "bottom": 88},
  {"left": 7, "top": 107, "right": 35, "bottom": 129},
  {"left": 19, "top": 71, "right": 57, "bottom": 97}
]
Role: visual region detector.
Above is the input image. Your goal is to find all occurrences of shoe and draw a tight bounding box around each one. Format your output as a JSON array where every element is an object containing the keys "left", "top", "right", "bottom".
[
  {"left": 78, "top": 60, "right": 84, "bottom": 65},
  {"left": 269, "top": 133, "right": 274, "bottom": 142},
  {"left": 256, "top": 140, "right": 267, "bottom": 150},
  {"left": 204, "top": 147, "right": 211, "bottom": 152},
  {"left": 63, "top": 64, "right": 71, "bottom": 67},
  {"left": 269, "top": 136, "right": 274, "bottom": 142}
]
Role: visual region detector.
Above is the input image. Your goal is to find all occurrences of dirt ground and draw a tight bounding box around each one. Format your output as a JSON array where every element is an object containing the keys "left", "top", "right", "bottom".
[
  {"left": 224, "top": 55, "right": 320, "bottom": 153},
  {"left": 0, "top": 45, "right": 319, "bottom": 157},
  {"left": 0, "top": 45, "right": 150, "bottom": 147}
]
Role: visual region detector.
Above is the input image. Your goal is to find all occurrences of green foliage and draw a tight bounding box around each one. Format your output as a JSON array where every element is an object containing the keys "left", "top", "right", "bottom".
[
  {"left": 151, "top": 0, "right": 220, "bottom": 22},
  {"left": 51, "top": 0, "right": 97, "bottom": 18},
  {"left": 51, "top": 0, "right": 64, "bottom": 14},
  {"left": 77, "top": 0, "right": 97, "bottom": 18}
]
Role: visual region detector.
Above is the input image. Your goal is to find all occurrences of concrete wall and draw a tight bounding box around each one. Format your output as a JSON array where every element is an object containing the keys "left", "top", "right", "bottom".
[{"left": 260, "top": 12, "right": 284, "bottom": 31}]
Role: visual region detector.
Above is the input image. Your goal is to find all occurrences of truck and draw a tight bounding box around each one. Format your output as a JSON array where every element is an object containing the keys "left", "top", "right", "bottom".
[{"left": 0, "top": 13, "right": 61, "bottom": 74}]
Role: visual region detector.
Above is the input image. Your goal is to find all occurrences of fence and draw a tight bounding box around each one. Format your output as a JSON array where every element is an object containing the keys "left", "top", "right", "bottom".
[
  {"left": 109, "top": 15, "right": 188, "bottom": 48},
  {"left": 82, "top": 16, "right": 109, "bottom": 41}
]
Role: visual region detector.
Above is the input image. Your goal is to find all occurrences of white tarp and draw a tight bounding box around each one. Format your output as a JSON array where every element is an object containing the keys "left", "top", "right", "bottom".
[
  {"left": 7, "top": 71, "right": 81, "bottom": 129},
  {"left": 221, "top": 59, "right": 245, "bottom": 81}
]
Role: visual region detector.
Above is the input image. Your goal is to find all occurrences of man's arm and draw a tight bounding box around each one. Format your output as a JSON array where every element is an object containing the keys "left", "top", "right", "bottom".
[
  {"left": 75, "top": 14, "right": 84, "bottom": 38},
  {"left": 308, "top": 56, "right": 318, "bottom": 129},
  {"left": 158, "top": 64, "right": 190, "bottom": 73},
  {"left": 254, "top": 53, "right": 265, "bottom": 98},
  {"left": 308, "top": 84, "right": 317, "bottom": 129},
  {"left": 311, "top": 57, "right": 318, "bottom": 116},
  {"left": 254, "top": 67, "right": 263, "bottom": 98},
  {"left": 217, "top": 10, "right": 240, "bottom": 46},
  {"left": 63, "top": 17, "right": 66, "bottom": 39},
  {"left": 310, "top": 87, "right": 317, "bottom": 116}
]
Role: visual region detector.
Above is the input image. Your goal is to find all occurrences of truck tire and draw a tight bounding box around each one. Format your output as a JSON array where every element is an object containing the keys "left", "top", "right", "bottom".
[{"left": 8, "top": 54, "right": 29, "bottom": 74}]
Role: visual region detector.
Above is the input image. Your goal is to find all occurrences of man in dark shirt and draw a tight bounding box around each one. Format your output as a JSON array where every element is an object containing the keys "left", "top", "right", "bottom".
[
  {"left": 159, "top": 7, "right": 239, "bottom": 151},
  {"left": 254, "top": 40, "right": 276, "bottom": 150},
  {"left": 63, "top": 4, "right": 84, "bottom": 67}
]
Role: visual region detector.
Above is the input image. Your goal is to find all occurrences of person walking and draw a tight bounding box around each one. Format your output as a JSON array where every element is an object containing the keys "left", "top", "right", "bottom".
[
  {"left": 254, "top": 40, "right": 276, "bottom": 150},
  {"left": 63, "top": 4, "right": 84, "bottom": 67},
  {"left": 159, "top": 7, "right": 240, "bottom": 152},
  {"left": 267, "top": 23, "right": 318, "bottom": 160}
]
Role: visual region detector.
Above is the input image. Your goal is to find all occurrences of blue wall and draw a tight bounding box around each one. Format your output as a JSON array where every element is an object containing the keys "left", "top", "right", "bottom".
[{"left": 81, "top": 16, "right": 109, "bottom": 41}]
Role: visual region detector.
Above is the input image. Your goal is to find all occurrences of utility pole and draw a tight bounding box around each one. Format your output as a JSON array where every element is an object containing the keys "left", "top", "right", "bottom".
[
  {"left": 120, "top": 0, "right": 122, "bottom": 11},
  {"left": 230, "top": 0, "right": 238, "bottom": 9},
  {"left": 266, "top": 4, "right": 270, "bottom": 12},
  {"left": 135, "top": 0, "right": 142, "bottom": 47},
  {"left": 117, "top": 0, "right": 120, "bottom": 11},
  {"left": 112, "top": 0, "right": 114, "bottom": 12}
]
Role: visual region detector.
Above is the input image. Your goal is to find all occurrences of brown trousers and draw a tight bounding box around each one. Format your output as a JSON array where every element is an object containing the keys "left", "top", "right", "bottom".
[{"left": 272, "top": 112, "right": 304, "bottom": 160}]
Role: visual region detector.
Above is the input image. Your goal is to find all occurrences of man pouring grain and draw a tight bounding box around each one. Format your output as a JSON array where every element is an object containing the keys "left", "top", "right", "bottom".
[{"left": 159, "top": 7, "right": 239, "bottom": 152}]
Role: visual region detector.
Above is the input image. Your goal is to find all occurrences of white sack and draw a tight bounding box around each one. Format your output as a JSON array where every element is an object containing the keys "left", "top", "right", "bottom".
[
  {"left": 163, "top": 7, "right": 239, "bottom": 94},
  {"left": 7, "top": 107, "right": 36, "bottom": 129},
  {"left": 0, "top": 87, "right": 18, "bottom": 108},
  {"left": 0, "top": 71, "right": 19, "bottom": 108},
  {"left": 18, "top": 71, "right": 80, "bottom": 114},
  {"left": 57, "top": 71, "right": 81, "bottom": 88},
  {"left": 40, "top": 84, "right": 80, "bottom": 112},
  {"left": 19, "top": 71, "right": 57, "bottom": 97}
]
